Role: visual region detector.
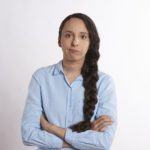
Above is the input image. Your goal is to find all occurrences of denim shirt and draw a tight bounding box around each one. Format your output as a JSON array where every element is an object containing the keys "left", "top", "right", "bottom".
[{"left": 21, "top": 60, "right": 117, "bottom": 150}]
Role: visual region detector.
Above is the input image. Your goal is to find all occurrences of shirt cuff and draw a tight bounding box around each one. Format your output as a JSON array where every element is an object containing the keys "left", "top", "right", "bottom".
[
  {"left": 64, "top": 128, "right": 76, "bottom": 145},
  {"left": 45, "top": 131, "right": 63, "bottom": 148}
]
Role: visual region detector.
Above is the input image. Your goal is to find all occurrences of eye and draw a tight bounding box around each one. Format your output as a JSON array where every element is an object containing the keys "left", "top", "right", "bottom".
[
  {"left": 81, "top": 34, "right": 88, "bottom": 40},
  {"left": 64, "top": 33, "right": 72, "bottom": 38}
]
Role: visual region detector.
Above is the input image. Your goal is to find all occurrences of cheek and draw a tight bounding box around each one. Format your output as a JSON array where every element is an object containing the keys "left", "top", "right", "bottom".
[
  {"left": 82, "top": 43, "right": 90, "bottom": 53},
  {"left": 60, "top": 38, "right": 71, "bottom": 48}
]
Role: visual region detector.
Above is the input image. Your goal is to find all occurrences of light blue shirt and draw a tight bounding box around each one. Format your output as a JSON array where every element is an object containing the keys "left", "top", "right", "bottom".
[{"left": 21, "top": 60, "right": 117, "bottom": 150}]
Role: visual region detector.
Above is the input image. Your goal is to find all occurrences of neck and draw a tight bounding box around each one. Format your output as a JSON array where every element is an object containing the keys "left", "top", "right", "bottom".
[{"left": 62, "top": 59, "right": 84, "bottom": 74}]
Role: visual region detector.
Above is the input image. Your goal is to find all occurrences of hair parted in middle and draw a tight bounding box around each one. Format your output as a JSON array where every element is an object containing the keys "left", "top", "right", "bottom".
[{"left": 58, "top": 13, "right": 100, "bottom": 133}]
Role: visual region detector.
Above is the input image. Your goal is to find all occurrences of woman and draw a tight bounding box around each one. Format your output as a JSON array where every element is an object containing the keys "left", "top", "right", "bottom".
[{"left": 21, "top": 13, "right": 117, "bottom": 150}]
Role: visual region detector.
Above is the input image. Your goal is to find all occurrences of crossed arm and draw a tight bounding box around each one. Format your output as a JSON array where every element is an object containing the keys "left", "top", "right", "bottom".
[
  {"left": 21, "top": 74, "right": 117, "bottom": 149},
  {"left": 40, "top": 114, "right": 113, "bottom": 148}
]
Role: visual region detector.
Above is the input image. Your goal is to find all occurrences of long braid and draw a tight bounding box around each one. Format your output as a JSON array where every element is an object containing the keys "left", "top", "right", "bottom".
[{"left": 58, "top": 13, "right": 100, "bottom": 132}]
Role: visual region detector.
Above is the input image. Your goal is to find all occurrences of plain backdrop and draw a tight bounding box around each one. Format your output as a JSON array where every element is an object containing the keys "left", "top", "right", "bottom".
[{"left": 0, "top": 0, "right": 150, "bottom": 150}]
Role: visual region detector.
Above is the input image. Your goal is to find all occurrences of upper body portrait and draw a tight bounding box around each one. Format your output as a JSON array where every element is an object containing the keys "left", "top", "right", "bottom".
[{"left": 21, "top": 13, "right": 117, "bottom": 150}]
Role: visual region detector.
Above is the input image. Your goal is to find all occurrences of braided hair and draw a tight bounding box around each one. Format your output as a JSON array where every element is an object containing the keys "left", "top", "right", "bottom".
[{"left": 58, "top": 13, "right": 100, "bottom": 133}]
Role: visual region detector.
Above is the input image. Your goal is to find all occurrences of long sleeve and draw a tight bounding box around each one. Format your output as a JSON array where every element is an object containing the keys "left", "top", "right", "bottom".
[
  {"left": 21, "top": 74, "right": 63, "bottom": 149},
  {"left": 64, "top": 75, "right": 117, "bottom": 150}
]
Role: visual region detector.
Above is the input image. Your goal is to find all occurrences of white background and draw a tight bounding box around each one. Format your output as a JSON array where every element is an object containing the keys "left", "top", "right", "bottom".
[{"left": 0, "top": 0, "right": 150, "bottom": 150}]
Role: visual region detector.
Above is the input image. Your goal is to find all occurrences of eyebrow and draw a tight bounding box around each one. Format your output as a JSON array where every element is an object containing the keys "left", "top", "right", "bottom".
[{"left": 63, "top": 30, "right": 89, "bottom": 35}]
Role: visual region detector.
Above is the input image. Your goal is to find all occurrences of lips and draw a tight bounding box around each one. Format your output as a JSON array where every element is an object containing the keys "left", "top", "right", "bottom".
[{"left": 69, "top": 49, "right": 80, "bottom": 53}]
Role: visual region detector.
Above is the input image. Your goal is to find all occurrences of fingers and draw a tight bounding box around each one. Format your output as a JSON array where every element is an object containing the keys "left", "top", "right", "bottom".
[
  {"left": 40, "top": 114, "right": 50, "bottom": 131},
  {"left": 98, "top": 121, "right": 112, "bottom": 132},
  {"left": 91, "top": 115, "right": 113, "bottom": 132},
  {"left": 40, "top": 114, "right": 48, "bottom": 125},
  {"left": 93, "top": 118, "right": 112, "bottom": 128},
  {"left": 40, "top": 115, "right": 45, "bottom": 122},
  {"left": 92, "top": 120, "right": 112, "bottom": 131},
  {"left": 93, "top": 115, "right": 112, "bottom": 125}
]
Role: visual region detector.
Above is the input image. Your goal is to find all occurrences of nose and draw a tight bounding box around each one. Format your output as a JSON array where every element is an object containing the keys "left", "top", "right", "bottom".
[{"left": 72, "top": 37, "right": 79, "bottom": 46}]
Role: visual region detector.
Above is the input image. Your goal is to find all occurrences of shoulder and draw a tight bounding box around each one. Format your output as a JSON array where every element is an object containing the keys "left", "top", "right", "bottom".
[
  {"left": 31, "top": 62, "right": 57, "bottom": 80},
  {"left": 97, "top": 71, "right": 116, "bottom": 94},
  {"left": 98, "top": 71, "right": 114, "bottom": 84}
]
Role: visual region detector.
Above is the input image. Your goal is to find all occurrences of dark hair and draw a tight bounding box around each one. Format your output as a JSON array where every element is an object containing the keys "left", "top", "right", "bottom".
[{"left": 58, "top": 13, "right": 100, "bottom": 132}]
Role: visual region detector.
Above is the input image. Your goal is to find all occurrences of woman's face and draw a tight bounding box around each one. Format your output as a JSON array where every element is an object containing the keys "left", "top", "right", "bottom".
[{"left": 59, "top": 18, "right": 90, "bottom": 62}]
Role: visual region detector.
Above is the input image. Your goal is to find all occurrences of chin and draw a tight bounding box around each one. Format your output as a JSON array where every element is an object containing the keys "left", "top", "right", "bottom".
[{"left": 69, "top": 57, "right": 85, "bottom": 62}]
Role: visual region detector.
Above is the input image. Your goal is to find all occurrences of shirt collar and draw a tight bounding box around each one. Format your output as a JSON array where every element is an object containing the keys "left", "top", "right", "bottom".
[
  {"left": 53, "top": 59, "right": 83, "bottom": 81},
  {"left": 53, "top": 60, "right": 64, "bottom": 75}
]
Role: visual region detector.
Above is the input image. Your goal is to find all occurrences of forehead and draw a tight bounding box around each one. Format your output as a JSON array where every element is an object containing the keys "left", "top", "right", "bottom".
[{"left": 62, "top": 18, "right": 88, "bottom": 33}]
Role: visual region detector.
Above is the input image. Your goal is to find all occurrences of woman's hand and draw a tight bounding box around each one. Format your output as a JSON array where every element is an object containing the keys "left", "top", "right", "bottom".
[
  {"left": 91, "top": 115, "right": 113, "bottom": 132},
  {"left": 40, "top": 115, "right": 72, "bottom": 148},
  {"left": 40, "top": 114, "right": 66, "bottom": 139},
  {"left": 40, "top": 114, "right": 54, "bottom": 133}
]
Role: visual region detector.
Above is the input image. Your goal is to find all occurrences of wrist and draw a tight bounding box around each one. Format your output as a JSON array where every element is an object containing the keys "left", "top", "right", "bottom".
[
  {"left": 63, "top": 141, "right": 71, "bottom": 148},
  {"left": 47, "top": 123, "right": 55, "bottom": 134}
]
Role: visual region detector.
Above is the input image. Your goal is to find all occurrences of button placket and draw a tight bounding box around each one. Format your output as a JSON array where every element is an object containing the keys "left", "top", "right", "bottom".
[{"left": 65, "top": 87, "right": 72, "bottom": 127}]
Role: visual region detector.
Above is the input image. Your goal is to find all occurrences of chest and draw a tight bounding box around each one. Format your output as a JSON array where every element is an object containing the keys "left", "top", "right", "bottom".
[
  {"left": 65, "top": 73, "right": 81, "bottom": 85},
  {"left": 41, "top": 78, "right": 85, "bottom": 126}
]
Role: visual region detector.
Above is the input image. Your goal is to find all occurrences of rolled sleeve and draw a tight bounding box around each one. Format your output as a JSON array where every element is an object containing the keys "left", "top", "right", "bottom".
[
  {"left": 21, "top": 74, "right": 63, "bottom": 148},
  {"left": 64, "top": 128, "right": 107, "bottom": 150},
  {"left": 64, "top": 74, "right": 117, "bottom": 150}
]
